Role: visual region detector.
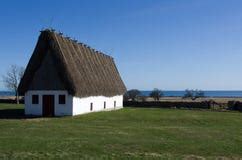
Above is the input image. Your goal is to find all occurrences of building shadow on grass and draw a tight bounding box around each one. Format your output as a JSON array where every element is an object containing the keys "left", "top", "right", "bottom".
[
  {"left": 0, "top": 109, "right": 59, "bottom": 119},
  {"left": 0, "top": 109, "right": 26, "bottom": 119}
]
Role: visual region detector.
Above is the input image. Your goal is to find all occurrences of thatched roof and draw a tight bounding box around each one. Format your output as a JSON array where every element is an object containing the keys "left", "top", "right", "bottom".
[{"left": 18, "top": 29, "right": 126, "bottom": 97}]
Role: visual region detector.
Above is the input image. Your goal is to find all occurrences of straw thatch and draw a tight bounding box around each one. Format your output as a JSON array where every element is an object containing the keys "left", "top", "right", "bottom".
[{"left": 18, "top": 29, "right": 126, "bottom": 97}]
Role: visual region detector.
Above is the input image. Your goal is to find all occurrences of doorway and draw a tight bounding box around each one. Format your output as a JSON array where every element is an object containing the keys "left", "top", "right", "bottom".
[{"left": 42, "top": 95, "right": 55, "bottom": 117}]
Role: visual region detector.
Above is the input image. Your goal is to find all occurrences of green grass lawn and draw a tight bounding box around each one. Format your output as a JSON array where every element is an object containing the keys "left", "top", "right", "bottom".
[{"left": 0, "top": 104, "right": 242, "bottom": 159}]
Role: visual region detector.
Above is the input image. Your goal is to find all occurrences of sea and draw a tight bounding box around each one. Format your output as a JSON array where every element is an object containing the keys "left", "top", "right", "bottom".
[
  {"left": 0, "top": 91, "right": 15, "bottom": 96},
  {"left": 2, "top": 91, "right": 242, "bottom": 98}
]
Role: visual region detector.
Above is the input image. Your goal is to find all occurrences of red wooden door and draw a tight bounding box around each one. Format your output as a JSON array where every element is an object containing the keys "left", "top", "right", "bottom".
[{"left": 42, "top": 95, "right": 55, "bottom": 117}]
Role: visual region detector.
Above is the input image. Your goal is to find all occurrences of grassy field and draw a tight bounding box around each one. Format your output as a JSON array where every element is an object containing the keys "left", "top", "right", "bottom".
[{"left": 0, "top": 104, "right": 242, "bottom": 159}]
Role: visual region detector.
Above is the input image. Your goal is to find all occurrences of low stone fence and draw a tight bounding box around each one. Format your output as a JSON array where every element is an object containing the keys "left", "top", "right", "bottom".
[
  {"left": 124, "top": 101, "right": 211, "bottom": 109},
  {"left": 228, "top": 101, "right": 242, "bottom": 111},
  {"left": 0, "top": 99, "right": 24, "bottom": 104},
  {"left": 124, "top": 100, "right": 229, "bottom": 110}
]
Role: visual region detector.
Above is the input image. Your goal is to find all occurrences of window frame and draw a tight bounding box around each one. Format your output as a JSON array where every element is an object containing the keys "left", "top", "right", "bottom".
[
  {"left": 90, "top": 103, "right": 93, "bottom": 111},
  {"left": 58, "top": 95, "right": 66, "bottom": 104},
  {"left": 104, "top": 101, "right": 106, "bottom": 109},
  {"left": 32, "top": 95, "right": 39, "bottom": 104}
]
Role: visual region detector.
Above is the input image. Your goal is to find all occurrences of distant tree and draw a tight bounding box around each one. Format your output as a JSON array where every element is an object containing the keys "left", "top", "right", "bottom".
[
  {"left": 124, "top": 89, "right": 141, "bottom": 101},
  {"left": 194, "top": 90, "right": 205, "bottom": 99},
  {"left": 183, "top": 89, "right": 194, "bottom": 99},
  {"left": 150, "top": 88, "right": 164, "bottom": 101},
  {"left": 183, "top": 89, "right": 205, "bottom": 100},
  {"left": 2, "top": 65, "right": 25, "bottom": 104}
]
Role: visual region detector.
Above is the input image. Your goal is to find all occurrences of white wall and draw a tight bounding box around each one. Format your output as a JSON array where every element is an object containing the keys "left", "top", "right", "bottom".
[
  {"left": 72, "top": 95, "right": 123, "bottom": 115},
  {"left": 25, "top": 91, "right": 123, "bottom": 116},
  {"left": 25, "top": 90, "right": 73, "bottom": 116}
]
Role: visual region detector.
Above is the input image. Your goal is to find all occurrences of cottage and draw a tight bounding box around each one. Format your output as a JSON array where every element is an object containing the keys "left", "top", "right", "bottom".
[{"left": 18, "top": 29, "right": 126, "bottom": 117}]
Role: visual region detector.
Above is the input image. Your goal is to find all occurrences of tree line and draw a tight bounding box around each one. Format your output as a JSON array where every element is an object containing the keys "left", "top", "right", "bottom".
[{"left": 124, "top": 89, "right": 205, "bottom": 101}]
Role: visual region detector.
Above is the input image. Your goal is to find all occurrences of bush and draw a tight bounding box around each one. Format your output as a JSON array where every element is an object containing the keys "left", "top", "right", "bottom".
[
  {"left": 150, "top": 88, "right": 163, "bottom": 101},
  {"left": 124, "top": 89, "right": 141, "bottom": 101}
]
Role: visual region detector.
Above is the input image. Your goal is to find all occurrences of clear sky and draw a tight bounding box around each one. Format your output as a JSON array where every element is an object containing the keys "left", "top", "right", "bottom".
[{"left": 0, "top": 0, "right": 242, "bottom": 91}]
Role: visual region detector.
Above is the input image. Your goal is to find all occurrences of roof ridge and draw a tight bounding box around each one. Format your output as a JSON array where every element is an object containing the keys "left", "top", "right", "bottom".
[{"left": 41, "top": 28, "right": 113, "bottom": 59}]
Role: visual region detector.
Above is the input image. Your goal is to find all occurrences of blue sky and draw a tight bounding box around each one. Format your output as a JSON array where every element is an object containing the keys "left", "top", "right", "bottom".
[{"left": 1, "top": 0, "right": 242, "bottom": 90}]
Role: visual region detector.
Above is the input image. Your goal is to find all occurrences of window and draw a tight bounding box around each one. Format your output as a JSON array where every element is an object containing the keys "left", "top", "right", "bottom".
[
  {"left": 104, "top": 101, "right": 106, "bottom": 109},
  {"left": 114, "top": 101, "right": 116, "bottom": 108},
  {"left": 90, "top": 103, "right": 93, "bottom": 111},
  {"left": 59, "top": 95, "right": 66, "bottom": 104},
  {"left": 32, "top": 95, "right": 39, "bottom": 104}
]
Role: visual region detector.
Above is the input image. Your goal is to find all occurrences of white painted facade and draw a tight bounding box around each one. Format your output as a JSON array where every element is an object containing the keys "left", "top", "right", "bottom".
[
  {"left": 72, "top": 95, "right": 123, "bottom": 115},
  {"left": 24, "top": 90, "right": 123, "bottom": 116}
]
